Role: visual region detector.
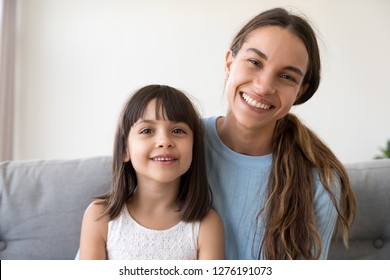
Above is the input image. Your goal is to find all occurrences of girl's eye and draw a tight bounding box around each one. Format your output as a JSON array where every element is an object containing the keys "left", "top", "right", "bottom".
[
  {"left": 172, "top": 128, "right": 186, "bottom": 134},
  {"left": 140, "top": 128, "right": 153, "bottom": 134}
]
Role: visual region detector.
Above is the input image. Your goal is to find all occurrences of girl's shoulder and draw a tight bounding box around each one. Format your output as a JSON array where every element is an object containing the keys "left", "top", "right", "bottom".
[
  {"left": 80, "top": 199, "right": 109, "bottom": 259},
  {"left": 200, "top": 208, "right": 222, "bottom": 225},
  {"left": 197, "top": 209, "right": 225, "bottom": 259},
  {"left": 82, "top": 199, "right": 109, "bottom": 224}
]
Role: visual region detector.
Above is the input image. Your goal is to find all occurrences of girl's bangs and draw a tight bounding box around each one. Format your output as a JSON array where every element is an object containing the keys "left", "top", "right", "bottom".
[{"left": 153, "top": 95, "right": 195, "bottom": 129}]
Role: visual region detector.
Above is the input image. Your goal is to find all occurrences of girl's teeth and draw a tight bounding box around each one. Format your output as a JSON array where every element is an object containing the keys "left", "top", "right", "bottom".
[
  {"left": 242, "top": 93, "right": 271, "bottom": 110},
  {"left": 154, "top": 157, "right": 173, "bottom": 161}
]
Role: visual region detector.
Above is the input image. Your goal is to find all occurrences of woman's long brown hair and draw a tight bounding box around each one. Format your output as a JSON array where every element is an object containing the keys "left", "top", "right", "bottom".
[
  {"left": 260, "top": 114, "right": 355, "bottom": 259},
  {"left": 230, "top": 8, "right": 356, "bottom": 259}
]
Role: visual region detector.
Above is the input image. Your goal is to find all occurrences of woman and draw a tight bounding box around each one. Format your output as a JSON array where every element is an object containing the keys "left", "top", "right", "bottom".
[{"left": 203, "top": 7, "right": 356, "bottom": 259}]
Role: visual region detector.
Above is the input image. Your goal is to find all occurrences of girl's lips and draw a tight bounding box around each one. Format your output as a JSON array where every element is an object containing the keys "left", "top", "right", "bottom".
[
  {"left": 152, "top": 157, "right": 176, "bottom": 162},
  {"left": 150, "top": 154, "right": 177, "bottom": 162},
  {"left": 241, "top": 92, "right": 273, "bottom": 110}
]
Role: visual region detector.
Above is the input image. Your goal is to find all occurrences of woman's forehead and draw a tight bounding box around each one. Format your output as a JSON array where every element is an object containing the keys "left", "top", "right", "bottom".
[{"left": 242, "top": 26, "right": 309, "bottom": 72}]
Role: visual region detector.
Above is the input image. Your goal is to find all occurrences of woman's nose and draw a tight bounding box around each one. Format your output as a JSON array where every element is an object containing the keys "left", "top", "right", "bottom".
[{"left": 253, "top": 72, "right": 276, "bottom": 95}]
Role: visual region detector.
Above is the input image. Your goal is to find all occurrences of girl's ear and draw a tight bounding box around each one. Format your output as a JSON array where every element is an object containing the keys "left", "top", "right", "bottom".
[{"left": 123, "top": 149, "right": 130, "bottom": 162}]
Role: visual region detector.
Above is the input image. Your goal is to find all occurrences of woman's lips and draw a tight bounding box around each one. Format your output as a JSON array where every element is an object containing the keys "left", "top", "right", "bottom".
[{"left": 241, "top": 92, "right": 272, "bottom": 110}]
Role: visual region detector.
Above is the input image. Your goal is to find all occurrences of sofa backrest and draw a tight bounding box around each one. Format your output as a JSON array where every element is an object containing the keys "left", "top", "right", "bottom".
[
  {"left": 0, "top": 156, "right": 112, "bottom": 260},
  {"left": 328, "top": 159, "right": 390, "bottom": 259}
]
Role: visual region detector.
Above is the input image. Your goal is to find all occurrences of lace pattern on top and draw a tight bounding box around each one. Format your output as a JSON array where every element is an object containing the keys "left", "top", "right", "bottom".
[{"left": 107, "top": 206, "right": 200, "bottom": 260}]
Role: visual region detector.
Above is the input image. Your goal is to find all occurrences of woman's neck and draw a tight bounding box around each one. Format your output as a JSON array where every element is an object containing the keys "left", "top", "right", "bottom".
[{"left": 217, "top": 115, "right": 274, "bottom": 156}]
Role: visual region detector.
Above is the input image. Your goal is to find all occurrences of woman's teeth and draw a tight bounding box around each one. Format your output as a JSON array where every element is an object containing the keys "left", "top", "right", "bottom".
[{"left": 242, "top": 93, "right": 271, "bottom": 110}]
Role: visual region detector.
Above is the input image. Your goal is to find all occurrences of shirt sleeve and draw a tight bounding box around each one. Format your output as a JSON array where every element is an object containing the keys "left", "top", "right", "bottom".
[{"left": 313, "top": 170, "right": 340, "bottom": 259}]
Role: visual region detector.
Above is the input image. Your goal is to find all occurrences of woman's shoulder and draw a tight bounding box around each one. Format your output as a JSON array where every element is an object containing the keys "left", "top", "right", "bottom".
[
  {"left": 202, "top": 116, "right": 219, "bottom": 128},
  {"left": 312, "top": 168, "right": 342, "bottom": 191}
]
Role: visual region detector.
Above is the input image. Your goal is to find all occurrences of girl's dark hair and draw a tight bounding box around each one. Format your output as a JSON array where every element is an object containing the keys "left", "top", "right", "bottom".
[
  {"left": 98, "top": 84, "right": 212, "bottom": 222},
  {"left": 230, "top": 8, "right": 356, "bottom": 259}
]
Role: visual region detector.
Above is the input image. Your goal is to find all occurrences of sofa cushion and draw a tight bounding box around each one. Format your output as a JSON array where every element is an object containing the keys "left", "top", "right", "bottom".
[
  {"left": 0, "top": 156, "right": 112, "bottom": 260},
  {"left": 328, "top": 159, "right": 390, "bottom": 259}
]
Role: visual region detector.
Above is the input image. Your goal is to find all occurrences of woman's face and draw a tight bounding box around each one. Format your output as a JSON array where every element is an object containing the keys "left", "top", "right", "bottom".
[{"left": 225, "top": 26, "right": 309, "bottom": 131}]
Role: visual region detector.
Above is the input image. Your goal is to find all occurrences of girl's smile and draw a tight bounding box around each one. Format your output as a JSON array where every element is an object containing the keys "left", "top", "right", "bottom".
[{"left": 150, "top": 153, "right": 178, "bottom": 164}]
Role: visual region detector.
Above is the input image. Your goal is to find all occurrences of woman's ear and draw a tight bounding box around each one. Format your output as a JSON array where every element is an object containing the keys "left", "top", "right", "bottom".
[
  {"left": 297, "top": 83, "right": 309, "bottom": 101},
  {"left": 225, "top": 50, "right": 233, "bottom": 76}
]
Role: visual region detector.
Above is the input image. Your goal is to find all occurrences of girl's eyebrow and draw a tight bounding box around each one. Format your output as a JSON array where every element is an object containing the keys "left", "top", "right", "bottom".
[
  {"left": 246, "top": 47, "right": 305, "bottom": 77},
  {"left": 134, "top": 119, "right": 186, "bottom": 125},
  {"left": 133, "top": 119, "right": 155, "bottom": 126}
]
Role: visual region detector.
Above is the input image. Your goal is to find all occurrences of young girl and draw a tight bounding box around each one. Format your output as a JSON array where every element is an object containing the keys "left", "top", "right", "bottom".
[{"left": 80, "top": 84, "right": 224, "bottom": 260}]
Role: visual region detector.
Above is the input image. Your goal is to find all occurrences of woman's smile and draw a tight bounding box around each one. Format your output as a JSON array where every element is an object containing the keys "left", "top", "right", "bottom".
[{"left": 241, "top": 92, "right": 273, "bottom": 110}]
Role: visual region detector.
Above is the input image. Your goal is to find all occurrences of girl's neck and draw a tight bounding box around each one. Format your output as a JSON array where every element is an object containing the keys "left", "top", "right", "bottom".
[
  {"left": 131, "top": 181, "right": 179, "bottom": 211},
  {"left": 126, "top": 181, "right": 181, "bottom": 230},
  {"left": 217, "top": 115, "right": 274, "bottom": 156}
]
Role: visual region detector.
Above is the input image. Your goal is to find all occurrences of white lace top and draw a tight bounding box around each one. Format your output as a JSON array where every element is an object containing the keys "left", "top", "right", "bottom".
[{"left": 106, "top": 206, "right": 200, "bottom": 260}]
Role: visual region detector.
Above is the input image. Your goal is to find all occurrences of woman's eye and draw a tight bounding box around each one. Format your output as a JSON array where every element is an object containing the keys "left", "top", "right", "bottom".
[
  {"left": 281, "top": 74, "right": 297, "bottom": 83},
  {"left": 248, "top": 59, "right": 260, "bottom": 67}
]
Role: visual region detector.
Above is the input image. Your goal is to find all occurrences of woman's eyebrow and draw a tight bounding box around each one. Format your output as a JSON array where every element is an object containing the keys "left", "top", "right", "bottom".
[
  {"left": 246, "top": 47, "right": 305, "bottom": 77},
  {"left": 247, "top": 47, "right": 268, "bottom": 60},
  {"left": 283, "top": 66, "right": 304, "bottom": 77}
]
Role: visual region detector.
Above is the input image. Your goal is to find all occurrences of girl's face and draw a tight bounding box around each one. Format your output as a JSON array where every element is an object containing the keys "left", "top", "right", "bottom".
[
  {"left": 225, "top": 26, "right": 309, "bottom": 131},
  {"left": 125, "top": 99, "right": 194, "bottom": 187}
]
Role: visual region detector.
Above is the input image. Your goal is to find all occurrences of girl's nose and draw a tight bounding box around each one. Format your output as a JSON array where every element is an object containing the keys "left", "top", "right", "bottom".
[{"left": 156, "top": 132, "right": 174, "bottom": 148}]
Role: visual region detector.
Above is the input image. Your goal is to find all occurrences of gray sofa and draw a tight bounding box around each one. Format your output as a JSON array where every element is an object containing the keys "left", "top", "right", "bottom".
[{"left": 0, "top": 156, "right": 389, "bottom": 260}]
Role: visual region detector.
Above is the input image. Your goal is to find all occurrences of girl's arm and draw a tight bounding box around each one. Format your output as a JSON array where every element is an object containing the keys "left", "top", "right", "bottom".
[
  {"left": 197, "top": 209, "right": 225, "bottom": 260},
  {"left": 79, "top": 200, "right": 108, "bottom": 260}
]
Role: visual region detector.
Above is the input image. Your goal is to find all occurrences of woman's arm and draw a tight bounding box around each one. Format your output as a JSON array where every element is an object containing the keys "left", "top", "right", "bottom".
[
  {"left": 313, "top": 173, "right": 341, "bottom": 259},
  {"left": 79, "top": 200, "right": 108, "bottom": 260},
  {"left": 197, "top": 209, "right": 225, "bottom": 260}
]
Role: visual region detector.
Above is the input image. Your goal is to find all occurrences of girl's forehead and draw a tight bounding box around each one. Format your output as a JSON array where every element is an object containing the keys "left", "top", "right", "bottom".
[{"left": 141, "top": 99, "right": 168, "bottom": 120}]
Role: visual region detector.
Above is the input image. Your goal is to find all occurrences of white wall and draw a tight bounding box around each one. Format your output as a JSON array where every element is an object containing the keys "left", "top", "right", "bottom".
[{"left": 14, "top": 0, "right": 390, "bottom": 163}]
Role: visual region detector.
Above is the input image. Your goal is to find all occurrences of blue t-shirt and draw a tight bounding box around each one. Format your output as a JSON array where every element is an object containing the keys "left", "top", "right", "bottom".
[{"left": 203, "top": 116, "right": 339, "bottom": 260}]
